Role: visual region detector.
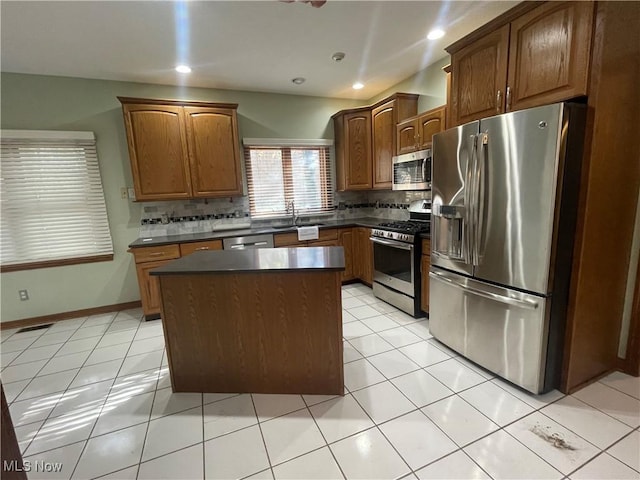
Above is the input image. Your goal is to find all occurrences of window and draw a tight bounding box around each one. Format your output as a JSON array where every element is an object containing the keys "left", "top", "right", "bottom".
[
  {"left": 1, "top": 130, "right": 114, "bottom": 272},
  {"left": 243, "top": 139, "right": 334, "bottom": 219}
]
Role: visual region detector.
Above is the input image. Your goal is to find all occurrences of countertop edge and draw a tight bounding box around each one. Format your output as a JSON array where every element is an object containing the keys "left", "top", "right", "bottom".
[
  {"left": 129, "top": 218, "right": 389, "bottom": 248},
  {"left": 149, "top": 247, "right": 346, "bottom": 275}
]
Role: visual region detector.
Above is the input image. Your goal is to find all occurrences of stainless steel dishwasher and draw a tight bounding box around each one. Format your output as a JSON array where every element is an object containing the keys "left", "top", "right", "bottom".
[{"left": 222, "top": 234, "right": 274, "bottom": 250}]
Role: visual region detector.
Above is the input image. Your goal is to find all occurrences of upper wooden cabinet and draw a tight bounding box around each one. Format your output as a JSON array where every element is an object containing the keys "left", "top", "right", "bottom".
[
  {"left": 507, "top": 2, "right": 594, "bottom": 111},
  {"left": 343, "top": 111, "right": 373, "bottom": 190},
  {"left": 119, "top": 97, "right": 242, "bottom": 201},
  {"left": 447, "top": 1, "right": 594, "bottom": 126},
  {"left": 450, "top": 24, "right": 510, "bottom": 126},
  {"left": 371, "top": 101, "right": 395, "bottom": 189},
  {"left": 396, "top": 105, "right": 447, "bottom": 154},
  {"left": 183, "top": 106, "right": 243, "bottom": 198},
  {"left": 334, "top": 93, "right": 418, "bottom": 191}
]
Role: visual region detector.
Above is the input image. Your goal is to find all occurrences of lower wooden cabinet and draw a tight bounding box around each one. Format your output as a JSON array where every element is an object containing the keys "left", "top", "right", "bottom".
[
  {"left": 355, "top": 227, "right": 373, "bottom": 286},
  {"left": 130, "top": 243, "right": 183, "bottom": 317},
  {"left": 274, "top": 229, "right": 338, "bottom": 247},
  {"left": 421, "top": 239, "right": 430, "bottom": 314},
  {"left": 338, "top": 228, "right": 356, "bottom": 282},
  {"left": 179, "top": 239, "right": 222, "bottom": 256},
  {"left": 130, "top": 240, "right": 223, "bottom": 317},
  {"left": 135, "top": 260, "right": 170, "bottom": 317}
]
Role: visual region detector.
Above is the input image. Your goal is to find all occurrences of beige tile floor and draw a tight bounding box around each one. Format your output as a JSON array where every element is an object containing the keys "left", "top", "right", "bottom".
[{"left": 1, "top": 283, "right": 639, "bottom": 479}]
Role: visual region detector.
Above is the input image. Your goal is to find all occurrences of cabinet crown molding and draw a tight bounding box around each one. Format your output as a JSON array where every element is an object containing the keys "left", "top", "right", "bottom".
[
  {"left": 117, "top": 96, "right": 239, "bottom": 110},
  {"left": 331, "top": 92, "right": 419, "bottom": 119}
]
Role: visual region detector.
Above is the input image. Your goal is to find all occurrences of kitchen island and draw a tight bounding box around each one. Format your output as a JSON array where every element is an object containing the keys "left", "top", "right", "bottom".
[{"left": 151, "top": 247, "right": 345, "bottom": 395}]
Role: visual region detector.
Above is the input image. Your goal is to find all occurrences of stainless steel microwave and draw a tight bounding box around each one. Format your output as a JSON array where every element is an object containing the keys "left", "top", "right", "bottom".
[{"left": 392, "top": 149, "right": 432, "bottom": 190}]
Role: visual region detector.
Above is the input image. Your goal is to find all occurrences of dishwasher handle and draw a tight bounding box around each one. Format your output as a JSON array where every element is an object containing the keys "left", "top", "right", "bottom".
[{"left": 230, "top": 241, "right": 268, "bottom": 249}]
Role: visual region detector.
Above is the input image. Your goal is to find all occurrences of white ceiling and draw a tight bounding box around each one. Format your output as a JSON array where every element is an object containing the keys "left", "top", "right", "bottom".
[{"left": 0, "top": 1, "right": 518, "bottom": 100}]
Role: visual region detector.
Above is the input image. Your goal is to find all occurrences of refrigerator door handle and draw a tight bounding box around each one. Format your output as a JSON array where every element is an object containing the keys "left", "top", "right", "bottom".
[
  {"left": 474, "top": 133, "right": 488, "bottom": 265},
  {"left": 467, "top": 134, "right": 478, "bottom": 265},
  {"left": 429, "top": 270, "right": 539, "bottom": 310}
]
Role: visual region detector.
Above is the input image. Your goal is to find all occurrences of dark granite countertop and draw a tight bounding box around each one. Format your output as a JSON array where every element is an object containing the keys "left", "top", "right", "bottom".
[
  {"left": 149, "top": 247, "right": 345, "bottom": 275},
  {"left": 129, "top": 217, "right": 391, "bottom": 248}
]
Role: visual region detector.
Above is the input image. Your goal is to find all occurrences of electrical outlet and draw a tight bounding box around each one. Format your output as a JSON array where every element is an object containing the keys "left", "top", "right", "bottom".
[
  {"left": 19, "top": 289, "right": 29, "bottom": 301},
  {"left": 127, "top": 188, "right": 136, "bottom": 201},
  {"left": 120, "top": 187, "right": 128, "bottom": 199}
]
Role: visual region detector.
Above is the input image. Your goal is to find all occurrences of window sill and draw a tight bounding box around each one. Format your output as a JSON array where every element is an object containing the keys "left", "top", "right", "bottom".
[{"left": 1, "top": 254, "right": 114, "bottom": 273}]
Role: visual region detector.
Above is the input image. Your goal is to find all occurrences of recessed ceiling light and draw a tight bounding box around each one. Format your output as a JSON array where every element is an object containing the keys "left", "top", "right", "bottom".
[
  {"left": 427, "top": 29, "right": 445, "bottom": 40},
  {"left": 331, "top": 52, "right": 346, "bottom": 62},
  {"left": 175, "top": 65, "right": 191, "bottom": 73},
  {"left": 352, "top": 82, "right": 364, "bottom": 90},
  {"left": 292, "top": 77, "right": 306, "bottom": 85}
]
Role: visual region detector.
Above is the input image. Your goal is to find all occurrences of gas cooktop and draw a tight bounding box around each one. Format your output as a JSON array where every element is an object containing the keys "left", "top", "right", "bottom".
[{"left": 376, "top": 220, "right": 430, "bottom": 235}]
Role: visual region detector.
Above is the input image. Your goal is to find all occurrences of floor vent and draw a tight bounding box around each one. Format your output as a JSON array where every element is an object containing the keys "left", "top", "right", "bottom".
[{"left": 16, "top": 323, "right": 53, "bottom": 333}]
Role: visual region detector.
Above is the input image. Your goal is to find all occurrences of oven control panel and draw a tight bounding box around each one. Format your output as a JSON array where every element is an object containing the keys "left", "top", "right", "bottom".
[{"left": 371, "top": 229, "right": 414, "bottom": 243}]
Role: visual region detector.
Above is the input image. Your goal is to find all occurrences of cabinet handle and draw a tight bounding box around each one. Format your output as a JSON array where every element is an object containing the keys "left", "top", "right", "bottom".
[
  {"left": 496, "top": 90, "right": 502, "bottom": 112},
  {"left": 506, "top": 86, "right": 512, "bottom": 111},
  {"left": 195, "top": 247, "right": 209, "bottom": 251},
  {"left": 416, "top": 133, "right": 420, "bottom": 148},
  {"left": 149, "top": 252, "right": 165, "bottom": 256}
]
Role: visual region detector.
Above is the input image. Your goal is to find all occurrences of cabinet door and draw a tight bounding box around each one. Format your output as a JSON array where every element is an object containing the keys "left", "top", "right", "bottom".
[
  {"left": 135, "top": 260, "right": 171, "bottom": 316},
  {"left": 507, "top": 2, "right": 593, "bottom": 111},
  {"left": 450, "top": 24, "right": 510, "bottom": 126},
  {"left": 371, "top": 100, "right": 395, "bottom": 189},
  {"left": 183, "top": 107, "right": 243, "bottom": 197},
  {"left": 344, "top": 112, "right": 372, "bottom": 190},
  {"left": 122, "top": 104, "right": 191, "bottom": 200},
  {"left": 417, "top": 106, "right": 446, "bottom": 150},
  {"left": 396, "top": 119, "right": 418, "bottom": 155},
  {"left": 355, "top": 227, "right": 373, "bottom": 285},
  {"left": 339, "top": 228, "right": 355, "bottom": 282}
]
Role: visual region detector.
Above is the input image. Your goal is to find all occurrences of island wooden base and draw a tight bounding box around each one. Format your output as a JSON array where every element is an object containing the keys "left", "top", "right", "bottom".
[{"left": 158, "top": 271, "right": 344, "bottom": 395}]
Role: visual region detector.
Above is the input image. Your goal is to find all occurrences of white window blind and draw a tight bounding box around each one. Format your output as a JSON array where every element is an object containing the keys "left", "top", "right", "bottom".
[
  {"left": 243, "top": 139, "right": 334, "bottom": 219},
  {"left": 1, "top": 130, "right": 114, "bottom": 270}
]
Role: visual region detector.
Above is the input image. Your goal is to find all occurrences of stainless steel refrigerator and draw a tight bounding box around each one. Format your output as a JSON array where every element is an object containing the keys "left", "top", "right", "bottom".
[{"left": 430, "top": 102, "right": 586, "bottom": 394}]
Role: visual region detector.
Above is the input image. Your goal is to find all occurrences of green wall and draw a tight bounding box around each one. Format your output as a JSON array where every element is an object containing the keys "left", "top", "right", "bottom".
[
  {"left": 370, "top": 56, "right": 450, "bottom": 112},
  {"left": 0, "top": 73, "right": 365, "bottom": 322}
]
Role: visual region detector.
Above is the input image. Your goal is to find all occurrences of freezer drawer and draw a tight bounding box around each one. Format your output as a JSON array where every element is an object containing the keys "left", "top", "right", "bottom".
[{"left": 429, "top": 267, "right": 550, "bottom": 393}]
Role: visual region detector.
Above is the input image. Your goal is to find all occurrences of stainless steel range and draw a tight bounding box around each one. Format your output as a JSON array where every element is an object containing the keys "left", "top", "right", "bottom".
[{"left": 371, "top": 200, "right": 430, "bottom": 317}]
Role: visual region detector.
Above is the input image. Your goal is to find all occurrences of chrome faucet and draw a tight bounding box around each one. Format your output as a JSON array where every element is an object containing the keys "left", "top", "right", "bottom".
[{"left": 287, "top": 200, "right": 300, "bottom": 226}]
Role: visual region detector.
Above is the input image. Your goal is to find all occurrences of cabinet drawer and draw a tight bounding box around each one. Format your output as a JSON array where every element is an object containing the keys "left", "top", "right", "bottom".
[
  {"left": 317, "top": 228, "right": 338, "bottom": 242},
  {"left": 179, "top": 240, "right": 223, "bottom": 256},
  {"left": 274, "top": 232, "right": 304, "bottom": 247},
  {"left": 274, "top": 228, "right": 339, "bottom": 247},
  {"left": 132, "top": 244, "right": 180, "bottom": 263},
  {"left": 422, "top": 239, "right": 431, "bottom": 256},
  {"left": 308, "top": 240, "right": 339, "bottom": 247}
]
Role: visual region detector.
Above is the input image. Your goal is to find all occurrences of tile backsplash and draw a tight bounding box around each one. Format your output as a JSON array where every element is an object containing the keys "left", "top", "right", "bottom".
[{"left": 138, "top": 190, "right": 431, "bottom": 237}]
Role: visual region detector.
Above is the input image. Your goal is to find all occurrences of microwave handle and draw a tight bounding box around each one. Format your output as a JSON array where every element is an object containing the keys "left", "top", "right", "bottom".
[{"left": 422, "top": 158, "right": 427, "bottom": 183}]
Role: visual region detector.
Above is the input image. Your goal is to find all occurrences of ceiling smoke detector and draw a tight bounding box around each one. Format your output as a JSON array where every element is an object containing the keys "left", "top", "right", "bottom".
[
  {"left": 331, "top": 52, "right": 346, "bottom": 62},
  {"left": 291, "top": 77, "right": 306, "bottom": 85}
]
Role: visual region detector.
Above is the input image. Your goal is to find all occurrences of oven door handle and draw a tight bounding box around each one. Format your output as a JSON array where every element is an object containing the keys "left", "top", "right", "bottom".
[{"left": 369, "top": 237, "right": 414, "bottom": 251}]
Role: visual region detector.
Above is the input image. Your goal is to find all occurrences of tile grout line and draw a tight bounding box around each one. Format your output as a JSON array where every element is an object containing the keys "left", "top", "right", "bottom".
[
  {"left": 303, "top": 395, "right": 348, "bottom": 480},
  {"left": 130, "top": 359, "right": 165, "bottom": 480},
  {"left": 68, "top": 310, "right": 148, "bottom": 480},
  {"left": 249, "top": 393, "right": 276, "bottom": 479},
  {"left": 201, "top": 392, "right": 205, "bottom": 480}
]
